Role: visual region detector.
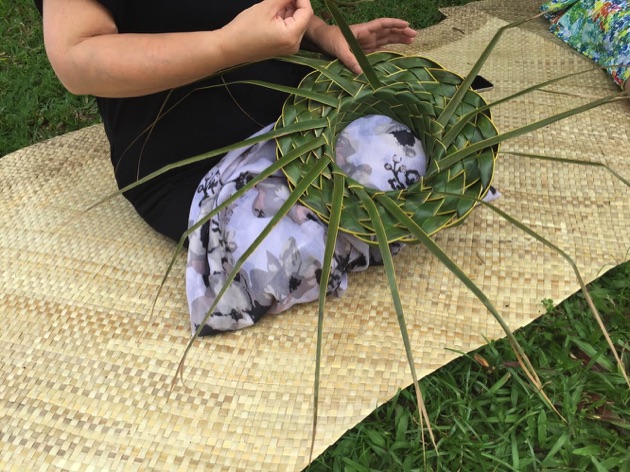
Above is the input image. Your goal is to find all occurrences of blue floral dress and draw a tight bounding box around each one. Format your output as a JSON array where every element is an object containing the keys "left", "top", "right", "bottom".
[{"left": 541, "top": 0, "right": 630, "bottom": 87}]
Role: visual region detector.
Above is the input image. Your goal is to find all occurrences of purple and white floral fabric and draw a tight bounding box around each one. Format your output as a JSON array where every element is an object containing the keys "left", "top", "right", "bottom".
[{"left": 187, "top": 115, "right": 491, "bottom": 335}]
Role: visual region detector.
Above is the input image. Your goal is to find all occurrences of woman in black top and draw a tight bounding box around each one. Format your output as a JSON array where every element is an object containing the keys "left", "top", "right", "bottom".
[{"left": 35, "top": 0, "right": 417, "bottom": 240}]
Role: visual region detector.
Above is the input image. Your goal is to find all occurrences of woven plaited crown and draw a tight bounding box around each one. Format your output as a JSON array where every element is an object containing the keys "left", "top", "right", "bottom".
[{"left": 275, "top": 52, "right": 499, "bottom": 244}]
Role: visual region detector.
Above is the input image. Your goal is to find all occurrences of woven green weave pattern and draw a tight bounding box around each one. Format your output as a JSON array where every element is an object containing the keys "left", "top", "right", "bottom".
[{"left": 275, "top": 52, "right": 499, "bottom": 244}]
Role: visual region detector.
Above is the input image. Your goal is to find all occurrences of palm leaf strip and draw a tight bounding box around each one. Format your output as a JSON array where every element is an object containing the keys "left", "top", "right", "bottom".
[
  {"left": 310, "top": 171, "right": 345, "bottom": 461},
  {"left": 375, "top": 193, "right": 560, "bottom": 416},
  {"left": 356, "top": 188, "right": 438, "bottom": 447}
]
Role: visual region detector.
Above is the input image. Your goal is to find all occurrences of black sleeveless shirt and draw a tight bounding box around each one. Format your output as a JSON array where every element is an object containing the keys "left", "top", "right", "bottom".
[{"left": 34, "top": 0, "right": 309, "bottom": 240}]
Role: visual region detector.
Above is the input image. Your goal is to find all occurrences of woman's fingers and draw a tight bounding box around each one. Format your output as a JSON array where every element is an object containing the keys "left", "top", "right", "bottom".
[
  {"left": 291, "top": 0, "right": 314, "bottom": 26},
  {"left": 338, "top": 18, "right": 417, "bottom": 73},
  {"left": 269, "top": 0, "right": 312, "bottom": 26},
  {"left": 352, "top": 19, "right": 417, "bottom": 52},
  {"left": 225, "top": 0, "right": 313, "bottom": 59}
]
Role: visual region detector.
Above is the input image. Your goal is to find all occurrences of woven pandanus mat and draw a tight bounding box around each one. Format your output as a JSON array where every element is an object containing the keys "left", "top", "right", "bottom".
[{"left": 1, "top": 2, "right": 629, "bottom": 471}]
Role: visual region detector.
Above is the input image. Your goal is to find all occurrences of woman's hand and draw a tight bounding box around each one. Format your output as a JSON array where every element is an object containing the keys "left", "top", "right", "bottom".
[
  {"left": 223, "top": 0, "right": 314, "bottom": 62},
  {"left": 305, "top": 18, "right": 417, "bottom": 74}
]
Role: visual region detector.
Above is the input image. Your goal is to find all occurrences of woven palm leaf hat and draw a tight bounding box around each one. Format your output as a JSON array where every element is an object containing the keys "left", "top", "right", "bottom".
[
  {"left": 276, "top": 48, "right": 498, "bottom": 244},
  {"left": 1, "top": 0, "right": 629, "bottom": 470}
]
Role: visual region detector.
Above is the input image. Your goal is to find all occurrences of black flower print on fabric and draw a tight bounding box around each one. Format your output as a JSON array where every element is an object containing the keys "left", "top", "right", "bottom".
[
  {"left": 197, "top": 172, "right": 221, "bottom": 207},
  {"left": 386, "top": 157, "right": 422, "bottom": 190},
  {"left": 234, "top": 171, "right": 254, "bottom": 191},
  {"left": 390, "top": 128, "right": 416, "bottom": 147}
]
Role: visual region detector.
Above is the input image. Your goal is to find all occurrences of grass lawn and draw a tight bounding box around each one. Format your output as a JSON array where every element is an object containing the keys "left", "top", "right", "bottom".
[
  {"left": 3, "top": 0, "right": 629, "bottom": 470},
  {"left": 0, "top": 0, "right": 100, "bottom": 158}
]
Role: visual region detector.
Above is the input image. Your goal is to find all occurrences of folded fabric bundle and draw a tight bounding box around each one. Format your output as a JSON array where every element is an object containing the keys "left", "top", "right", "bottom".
[
  {"left": 186, "top": 115, "right": 426, "bottom": 334},
  {"left": 186, "top": 115, "right": 501, "bottom": 335}
]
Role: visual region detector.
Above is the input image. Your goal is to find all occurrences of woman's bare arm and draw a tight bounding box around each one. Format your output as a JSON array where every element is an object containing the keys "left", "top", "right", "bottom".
[{"left": 42, "top": 0, "right": 313, "bottom": 98}]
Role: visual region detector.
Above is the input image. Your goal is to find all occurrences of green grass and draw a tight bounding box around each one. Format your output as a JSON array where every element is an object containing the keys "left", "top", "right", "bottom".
[
  {"left": 4, "top": 0, "right": 629, "bottom": 470},
  {"left": 0, "top": 0, "right": 99, "bottom": 157}
]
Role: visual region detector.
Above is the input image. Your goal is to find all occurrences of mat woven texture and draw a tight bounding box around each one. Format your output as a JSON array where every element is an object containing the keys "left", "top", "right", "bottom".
[{"left": 1, "top": 1, "right": 629, "bottom": 470}]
